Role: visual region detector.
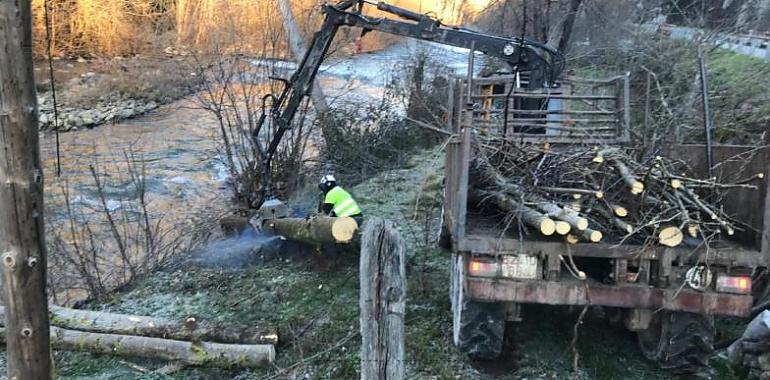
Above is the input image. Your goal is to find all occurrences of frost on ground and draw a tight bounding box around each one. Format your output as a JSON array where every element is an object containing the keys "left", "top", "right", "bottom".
[{"left": 9, "top": 147, "right": 743, "bottom": 380}]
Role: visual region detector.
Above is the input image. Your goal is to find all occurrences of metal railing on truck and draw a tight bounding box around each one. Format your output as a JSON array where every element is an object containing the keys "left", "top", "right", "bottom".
[{"left": 458, "top": 74, "right": 631, "bottom": 144}]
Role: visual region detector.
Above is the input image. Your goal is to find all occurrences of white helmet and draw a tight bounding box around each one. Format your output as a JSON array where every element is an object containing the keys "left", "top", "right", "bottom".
[
  {"left": 319, "top": 174, "right": 336, "bottom": 192},
  {"left": 320, "top": 174, "right": 336, "bottom": 185}
]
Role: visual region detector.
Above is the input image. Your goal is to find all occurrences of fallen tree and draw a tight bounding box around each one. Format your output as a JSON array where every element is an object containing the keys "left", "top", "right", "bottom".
[
  {"left": 263, "top": 215, "right": 359, "bottom": 244},
  {"left": 0, "top": 305, "right": 277, "bottom": 345},
  {"left": 0, "top": 326, "right": 275, "bottom": 368}
]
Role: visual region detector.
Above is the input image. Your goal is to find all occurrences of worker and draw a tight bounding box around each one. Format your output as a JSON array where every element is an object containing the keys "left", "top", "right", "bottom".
[{"left": 318, "top": 174, "right": 363, "bottom": 225}]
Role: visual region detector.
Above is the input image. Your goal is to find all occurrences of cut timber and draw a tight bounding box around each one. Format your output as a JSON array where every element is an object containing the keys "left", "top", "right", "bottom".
[
  {"left": 487, "top": 192, "right": 556, "bottom": 235},
  {"left": 264, "top": 216, "right": 358, "bottom": 244},
  {"left": 612, "top": 159, "right": 644, "bottom": 195},
  {"left": 687, "top": 224, "right": 699, "bottom": 238},
  {"left": 611, "top": 204, "right": 628, "bottom": 218},
  {"left": 540, "top": 187, "right": 603, "bottom": 199},
  {"left": 537, "top": 202, "right": 588, "bottom": 231},
  {"left": 0, "top": 305, "right": 277, "bottom": 345},
  {"left": 581, "top": 228, "right": 603, "bottom": 243},
  {"left": 555, "top": 221, "right": 571, "bottom": 235},
  {"left": 658, "top": 226, "right": 684, "bottom": 247},
  {"left": 0, "top": 326, "right": 274, "bottom": 368}
]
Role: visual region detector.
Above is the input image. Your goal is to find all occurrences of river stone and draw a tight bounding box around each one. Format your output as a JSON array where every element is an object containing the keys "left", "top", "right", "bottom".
[{"left": 117, "top": 108, "right": 134, "bottom": 119}]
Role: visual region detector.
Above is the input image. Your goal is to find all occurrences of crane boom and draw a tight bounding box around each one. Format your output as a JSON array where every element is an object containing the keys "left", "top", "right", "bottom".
[{"left": 256, "top": 0, "right": 564, "bottom": 204}]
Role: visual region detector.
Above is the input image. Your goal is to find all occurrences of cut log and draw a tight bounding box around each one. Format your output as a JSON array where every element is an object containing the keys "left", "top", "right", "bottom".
[
  {"left": 581, "top": 228, "right": 603, "bottom": 243},
  {"left": 537, "top": 202, "right": 588, "bottom": 231},
  {"left": 610, "top": 204, "right": 628, "bottom": 218},
  {"left": 612, "top": 159, "right": 644, "bottom": 195},
  {"left": 555, "top": 221, "right": 571, "bottom": 235},
  {"left": 264, "top": 216, "right": 358, "bottom": 244},
  {"left": 0, "top": 305, "right": 277, "bottom": 345},
  {"left": 486, "top": 192, "right": 556, "bottom": 235},
  {"left": 658, "top": 226, "right": 684, "bottom": 247},
  {"left": 0, "top": 326, "right": 274, "bottom": 368},
  {"left": 540, "top": 187, "right": 603, "bottom": 199},
  {"left": 687, "top": 224, "right": 699, "bottom": 238}
]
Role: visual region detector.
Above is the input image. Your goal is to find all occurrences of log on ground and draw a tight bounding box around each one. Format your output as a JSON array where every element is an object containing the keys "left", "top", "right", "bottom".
[
  {"left": 0, "top": 305, "right": 277, "bottom": 345},
  {"left": 0, "top": 326, "right": 274, "bottom": 368},
  {"left": 263, "top": 216, "right": 359, "bottom": 244}
]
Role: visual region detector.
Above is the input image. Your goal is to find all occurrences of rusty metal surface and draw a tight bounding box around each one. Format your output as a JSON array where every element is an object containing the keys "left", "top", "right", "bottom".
[{"left": 466, "top": 277, "right": 753, "bottom": 317}]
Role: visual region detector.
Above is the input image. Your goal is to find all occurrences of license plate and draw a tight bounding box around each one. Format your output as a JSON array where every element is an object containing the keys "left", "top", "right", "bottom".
[{"left": 501, "top": 255, "right": 538, "bottom": 279}]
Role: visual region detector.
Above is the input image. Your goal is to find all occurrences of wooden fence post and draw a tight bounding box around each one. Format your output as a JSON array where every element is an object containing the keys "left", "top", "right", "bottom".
[
  {"left": 360, "top": 218, "right": 406, "bottom": 380},
  {"left": 0, "top": 0, "right": 53, "bottom": 378}
]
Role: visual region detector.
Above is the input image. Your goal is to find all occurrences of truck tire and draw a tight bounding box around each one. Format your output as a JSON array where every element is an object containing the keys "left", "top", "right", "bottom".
[
  {"left": 637, "top": 311, "right": 715, "bottom": 374},
  {"left": 450, "top": 254, "right": 505, "bottom": 360}
]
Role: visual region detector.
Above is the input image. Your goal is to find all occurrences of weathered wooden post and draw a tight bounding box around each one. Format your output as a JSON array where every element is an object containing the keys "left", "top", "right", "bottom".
[
  {"left": 360, "top": 218, "right": 406, "bottom": 380},
  {"left": 0, "top": 0, "right": 53, "bottom": 378}
]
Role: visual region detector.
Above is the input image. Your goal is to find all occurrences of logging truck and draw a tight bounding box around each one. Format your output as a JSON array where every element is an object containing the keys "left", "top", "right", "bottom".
[{"left": 441, "top": 72, "right": 770, "bottom": 373}]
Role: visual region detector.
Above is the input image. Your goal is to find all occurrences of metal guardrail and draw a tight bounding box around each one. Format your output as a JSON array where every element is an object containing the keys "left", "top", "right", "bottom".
[{"left": 657, "top": 24, "right": 770, "bottom": 60}]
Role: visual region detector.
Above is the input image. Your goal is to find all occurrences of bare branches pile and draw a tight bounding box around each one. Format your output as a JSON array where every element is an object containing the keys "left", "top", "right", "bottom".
[{"left": 473, "top": 142, "right": 763, "bottom": 247}]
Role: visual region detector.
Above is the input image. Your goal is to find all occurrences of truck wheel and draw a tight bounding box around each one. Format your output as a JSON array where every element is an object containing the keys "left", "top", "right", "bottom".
[
  {"left": 450, "top": 254, "right": 505, "bottom": 360},
  {"left": 637, "top": 311, "right": 715, "bottom": 374}
]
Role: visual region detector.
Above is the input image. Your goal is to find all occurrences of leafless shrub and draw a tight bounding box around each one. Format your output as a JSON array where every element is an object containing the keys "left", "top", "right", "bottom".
[
  {"left": 320, "top": 51, "right": 451, "bottom": 185},
  {"left": 46, "top": 151, "right": 207, "bottom": 304}
]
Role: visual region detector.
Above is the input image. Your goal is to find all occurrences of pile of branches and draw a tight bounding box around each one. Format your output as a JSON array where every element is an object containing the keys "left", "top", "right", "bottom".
[{"left": 473, "top": 142, "right": 763, "bottom": 247}]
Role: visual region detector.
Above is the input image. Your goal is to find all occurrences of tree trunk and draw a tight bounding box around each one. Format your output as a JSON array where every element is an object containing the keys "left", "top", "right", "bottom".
[
  {"left": 359, "top": 218, "right": 406, "bottom": 380},
  {"left": 0, "top": 1, "right": 52, "bottom": 378},
  {"left": 0, "top": 305, "right": 278, "bottom": 345},
  {"left": 0, "top": 327, "right": 275, "bottom": 368},
  {"left": 557, "top": 0, "right": 584, "bottom": 54},
  {"left": 263, "top": 216, "right": 358, "bottom": 244},
  {"left": 277, "top": 0, "right": 329, "bottom": 113}
]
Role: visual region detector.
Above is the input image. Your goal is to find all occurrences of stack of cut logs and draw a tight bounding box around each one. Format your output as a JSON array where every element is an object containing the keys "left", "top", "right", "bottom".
[
  {"left": 473, "top": 144, "right": 762, "bottom": 247},
  {"left": 0, "top": 305, "right": 276, "bottom": 368}
]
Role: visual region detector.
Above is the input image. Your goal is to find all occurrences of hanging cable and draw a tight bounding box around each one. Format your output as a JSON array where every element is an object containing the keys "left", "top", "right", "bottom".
[{"left": 43, "top": 0, "right": 62, "bottom": 177}]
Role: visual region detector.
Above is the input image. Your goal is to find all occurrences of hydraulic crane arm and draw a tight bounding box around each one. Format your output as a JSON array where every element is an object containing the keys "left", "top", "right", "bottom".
[{"left": 256, "top": 0, "right": 564, "bottom": 203}]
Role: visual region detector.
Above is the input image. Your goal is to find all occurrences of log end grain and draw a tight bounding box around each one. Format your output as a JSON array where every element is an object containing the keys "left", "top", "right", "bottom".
[
  {"left": 658, "top": 226, "right": 683, "bottom": 247},
  {"left": 631, "top": 181, "right": 644, "bottom": 195},
  {"left": 540, "top": 218, "right": 556, "bottom": 236},
  {"left": 331, "top": 217, "right": 359, "bottom": 243},
  {"left": 586, "top": 229, "right": 602, "bottom": 243},
  {"left": 554, "top": 221, "right": 571, "bottom": 235},
  {"left": 576, "top": 218, "right": 589, "bottom": 231},
  {"left": 613, "top": 206, "right": 628, "bottom": 218}
]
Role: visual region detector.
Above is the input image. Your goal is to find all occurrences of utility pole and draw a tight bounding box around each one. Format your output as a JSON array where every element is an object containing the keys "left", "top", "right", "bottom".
[{"left": 0, "top": 1, "right": 53, "bottom": 379}]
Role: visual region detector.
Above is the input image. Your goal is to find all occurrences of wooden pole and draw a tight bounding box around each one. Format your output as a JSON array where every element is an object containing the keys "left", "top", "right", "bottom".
[
  {"left": 0, "top": 1, "right": 53, "bottom": 378},
  {"left": 360, "top": 218, "right": 406, "bottom": 380}
]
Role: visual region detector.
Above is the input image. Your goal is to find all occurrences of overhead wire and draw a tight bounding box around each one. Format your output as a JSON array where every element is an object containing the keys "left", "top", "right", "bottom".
[{"left": 43, "top": 0, "right": 62, "bottom": 177}]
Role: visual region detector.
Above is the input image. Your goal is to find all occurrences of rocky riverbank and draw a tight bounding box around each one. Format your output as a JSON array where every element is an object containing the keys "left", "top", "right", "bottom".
[
  {"left": 38, "top": 94, "right": 160, "bottom": 131},
  {"left": 34, "top": 55, "right": 195, "bottom": 131}
]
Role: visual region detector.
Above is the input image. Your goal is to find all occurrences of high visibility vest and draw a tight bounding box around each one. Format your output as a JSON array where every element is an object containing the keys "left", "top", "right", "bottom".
[{"left": 324, "top": 186, "right": 362, "bottom": 217}]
